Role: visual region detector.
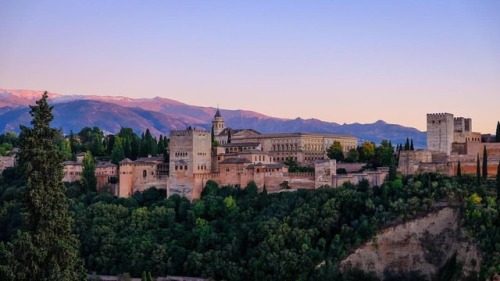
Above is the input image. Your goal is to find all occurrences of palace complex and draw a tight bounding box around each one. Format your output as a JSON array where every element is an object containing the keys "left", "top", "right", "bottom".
[
  {"left": 60, "top": 110, "right": 387, "bottom": 200},
  {"left": 398, "top": 113, "right": 500, "bottom": 177}
]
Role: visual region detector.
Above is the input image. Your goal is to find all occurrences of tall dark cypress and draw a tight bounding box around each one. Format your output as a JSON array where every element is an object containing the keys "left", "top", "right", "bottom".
[
  {"left": 496, "top": 161, "right": 500, "bottom": 205},
  {"left": 496, "top": 121, "right": 500, "bottom": 142},
  {"left": 457, "top": 161, "right": 461, "bottom": 177},
  {"left": 477, "top": 153, "right": 481, "bottom": 186},
  {"left": 1, "top": 92, "right": 85, "bottom": 280},
  {"left": 410, "top": 139, "right": 414, "bottom": 150},
  {"left": 483, "top": 146, "right": 488, "bottom": 180}
]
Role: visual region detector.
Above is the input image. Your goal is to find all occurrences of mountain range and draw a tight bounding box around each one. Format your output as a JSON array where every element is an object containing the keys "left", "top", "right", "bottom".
[{"left": 0, "top": 89, "right": 426, "bottom": 148}]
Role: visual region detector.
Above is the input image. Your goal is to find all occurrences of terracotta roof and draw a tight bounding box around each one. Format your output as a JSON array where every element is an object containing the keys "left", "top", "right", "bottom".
[
  {"left": 63, "top": 161, "right": 80, "bottom": 166},
  {"left": 119, "top": 158, "right": 133, "bottom": 164},
  {"left": 219, "top": 158, "right": 252, "bottom": 164},
  {"left": 220, "top": 142, "right": 261, "bottom": 148},
  {"left": 96, "top": 162, "right": 117, "bottom": 168},
  {"left": 238, "top": 149, "right": 266, "bottom": 154},
  {"left": 246, "top": 163, "right": 285, "bottom": 169}
]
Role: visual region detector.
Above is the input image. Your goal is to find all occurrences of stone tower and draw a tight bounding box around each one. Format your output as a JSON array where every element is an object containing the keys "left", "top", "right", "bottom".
[
  {"left": 168, "top": 127, "right": 212, "bottom": 200},
  {"left": 427, "top": 113, "right": 454, "bottom": 155},
  {"left": 212, "top": 108, "right": 226, "bottom": 136}
]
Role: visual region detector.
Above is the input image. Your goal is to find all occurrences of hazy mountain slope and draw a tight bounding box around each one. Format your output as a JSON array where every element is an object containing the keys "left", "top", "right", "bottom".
[{"left": 0, "top": 89, "right": 426, "bottom": 147}]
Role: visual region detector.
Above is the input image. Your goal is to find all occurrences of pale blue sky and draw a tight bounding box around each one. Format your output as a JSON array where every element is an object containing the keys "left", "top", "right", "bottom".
[{"left": 1, "top": 1, "right": 499, "bottom": 132}]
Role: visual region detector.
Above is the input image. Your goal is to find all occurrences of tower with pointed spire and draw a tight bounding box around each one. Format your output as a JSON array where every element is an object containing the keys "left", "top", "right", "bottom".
[{"left": 212, "top": 107, "right": 226, "bottom": 136}]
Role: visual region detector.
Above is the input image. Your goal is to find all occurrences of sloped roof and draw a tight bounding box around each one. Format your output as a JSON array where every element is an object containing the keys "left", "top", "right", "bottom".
[
  {"left": 214, "top": 108, "right": 222, "bottom": 118},
  {"left": 219, "top": 158, "right": 252, "bottom": 164}
]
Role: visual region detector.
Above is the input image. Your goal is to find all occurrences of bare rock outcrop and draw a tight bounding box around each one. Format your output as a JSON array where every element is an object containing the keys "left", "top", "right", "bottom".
[{"left": 341, "top": 207, "right": 480, "bottom": 280}]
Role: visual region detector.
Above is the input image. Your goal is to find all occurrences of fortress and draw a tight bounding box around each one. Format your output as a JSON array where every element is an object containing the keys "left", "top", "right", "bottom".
[
  {"left": 399, "top": 113, "right": 500, "bottom": 177},
  {"left": 113, "top": 110, "right": 386, "bottom": 200}
]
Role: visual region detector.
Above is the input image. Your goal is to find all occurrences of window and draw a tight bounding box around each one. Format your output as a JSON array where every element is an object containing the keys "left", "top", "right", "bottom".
[{"left": 143, "top": 170, "right": 147, "bottom": 178}]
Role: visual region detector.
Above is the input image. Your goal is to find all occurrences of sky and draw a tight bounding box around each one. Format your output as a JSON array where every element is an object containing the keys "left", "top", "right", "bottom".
[{"left": 1, "top": 1, "right": 499, "bottom": 133}]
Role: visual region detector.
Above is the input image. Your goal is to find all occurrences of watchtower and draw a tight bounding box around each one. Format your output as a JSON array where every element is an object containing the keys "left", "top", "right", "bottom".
[
  {"left": 168, "top": 127, "right": 212, "bottom": 200},
  {"left": 212, "top": 108, "right": 226, "bottom": 136},
  {"left": 427, "top": 113, "right": 454, "bottom": 155}
]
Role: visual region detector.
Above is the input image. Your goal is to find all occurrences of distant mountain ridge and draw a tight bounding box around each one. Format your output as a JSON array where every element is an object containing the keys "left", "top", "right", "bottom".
[{"left": 0, "top": 89, "right": 426, "bottom": 147}]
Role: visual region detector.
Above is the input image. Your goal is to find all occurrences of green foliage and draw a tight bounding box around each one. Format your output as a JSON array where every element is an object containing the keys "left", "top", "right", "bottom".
[
  {"left": 1, "top": 92, "right": 85, "bottom": 280},
  {"left": 477, "top": 154, "right": 481, "bottom": 186},
  {"left": 496, "top": 121, "right": 500, "bottom": 142},
  {"left": 345, "top": 148, "right": 359, "bottom": 163},
  {"left": 482, "top": 146, "right": 488, "bottom": 179},
  {"left": 284, "top": 157, "right": 314, "bottom": 173},
  {"left": 111, "top": 137, "right": 126, "bottom": 165},
  {"left": 81, "top": 151, "right": 97, "bottom": 192},
  {"left": 327, "top": 141, "right": 344, "bottom": 161}
]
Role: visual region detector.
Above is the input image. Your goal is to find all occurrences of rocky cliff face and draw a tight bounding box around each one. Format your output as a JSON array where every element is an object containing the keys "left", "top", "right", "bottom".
[{"left": 341, "top": 207, "right": 480, "bottom": 280}]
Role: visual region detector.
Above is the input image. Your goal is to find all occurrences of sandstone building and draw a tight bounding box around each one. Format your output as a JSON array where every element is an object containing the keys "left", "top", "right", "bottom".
[
  {"left": 213, "top": 111, "right": 358, "bottom": 165},
  {"left": 399, "top": 113, "right": 499, "bottom": 177},
  {"left": 63, "top": 152, "right": 119, "bottom": 192}
]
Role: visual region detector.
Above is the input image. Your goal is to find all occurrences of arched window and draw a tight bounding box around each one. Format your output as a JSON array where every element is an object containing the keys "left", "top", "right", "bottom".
[{"left": 143, "top": 170, "right": 147, "bottom": 178}]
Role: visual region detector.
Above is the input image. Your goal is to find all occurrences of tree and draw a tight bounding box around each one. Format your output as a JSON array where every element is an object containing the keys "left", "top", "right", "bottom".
[
  {"left": 81, "top": 151, "right": 97, "bottom": 192},
  {"left": 404, "top": 138, "right": 410, "bottom": 150},
  {"left": 227, "top": 128, "right": 232, "bottom": 144},
  {"left": 476, "top": 153, "right": 481, "bottom": 186},
  {"left": 111, "top": 137, "right": 126, "bottom": 165},
  {"left": 457, "top": 161, "right": 461, "bottom": 177},
  {"left": 388, "top": 156, "right": 397, "bottom": 181},
  {"left": 1, "top": 92, "right": 85, "bottom": 280},
  {"left": 410, "top": 139, "right": 414, "bottom": 150},
  {"left": 327, "top": 141, "right": 344, "bottom": 161},
  {"left": 496, "top": 121, "right": 500, "bottom": 142},
  {"left": 345, "top": 148, "right": 359, "bottom": 163},
  {"left": 69, "top": 130, "right": 79, "bottom": 154},
  {"left": 482, "top": 146, "right": 488, "bottom": 180},
  {"left": 496, "top": 161, "right": 500, "bottom": 205},
  {"left": 359, "top": 141, "right": 375, "bottom": 162}
]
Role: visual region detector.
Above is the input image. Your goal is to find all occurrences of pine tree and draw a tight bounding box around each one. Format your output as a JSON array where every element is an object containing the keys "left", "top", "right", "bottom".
[
  {"left": 80, "top": 151, "right": 97, "bottom": 192},
  {"left": 477, "top": 153, "right": 481, "bottom": 186},
  {"left": 1, "top": 92, "right": 85, "bottom": 280},
  {"left": 496, "top": 121, "right": 500, "bottom": 142},
  {"left": 482, "top": 145, "right": 488, "bottom": 180},
  {"left": 457, "top": 161, "right": 462, "bottom": 177}
]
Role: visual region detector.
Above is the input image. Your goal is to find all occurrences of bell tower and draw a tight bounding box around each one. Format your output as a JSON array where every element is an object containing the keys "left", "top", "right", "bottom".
[{"left": 212, "top": 108, "right": 226, "bottom": 136}]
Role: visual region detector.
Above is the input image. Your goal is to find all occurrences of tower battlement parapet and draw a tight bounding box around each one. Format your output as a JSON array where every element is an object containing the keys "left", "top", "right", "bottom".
[
  {"left": 427, "top": 113, "right": 454, "bottom": 122},
  {"left": 170, "top": 127, "right": 208, "bottom": 136}
]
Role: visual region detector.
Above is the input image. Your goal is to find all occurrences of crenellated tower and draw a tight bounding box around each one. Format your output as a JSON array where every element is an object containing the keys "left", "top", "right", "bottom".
[
  {"left": 427, "top": 113, "right": 454, "bottom": 155},
  {"left": 168, "top": 127, "right": 212, "bottom": 200}
]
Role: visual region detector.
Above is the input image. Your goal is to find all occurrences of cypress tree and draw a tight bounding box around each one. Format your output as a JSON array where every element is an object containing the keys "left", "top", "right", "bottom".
[
  {"left": 496, "top": 121, "right": 500, "bottom": 142},
  {"left": 111, "top": 137, "right": 125, "bottom": 164},
  {"left": 477, "top": 153, "right": 481, "bottom": 186},
  {"left": 457, "top": 161, "right": 461, "bottom": 177},
  {"left": 80, "top": 151, "right": 97, "bottom": 192},
  {"left": 211, "top": 125, "right": 215, "bottom": 144},
  {"left": 482, "top": 145, "right": 488, "bottom": 180},
  {"left": 410, "top": 139, "right": 414, "bottom": 150},
  {"left": 1, "top": 92, "right": 85, "bottom": 280},
  {"left": 227, "top": 128, "right": 232, "bottom": 144},
  {"left": 388, "top": 156, "right": 397, "bottom": 181},
  {"left": 404, "top": 138, "right": 410, "bottom": 150},
  {"left": 496, "top": 161, "right": 500, "bottom": 205}
]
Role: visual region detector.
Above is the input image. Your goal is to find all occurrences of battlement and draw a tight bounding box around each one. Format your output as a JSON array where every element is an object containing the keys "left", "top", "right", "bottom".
[
  {"left": 427, "top": 113, "right": 453, "bottom": 121},
  {"left": 170, "top": 127, "right": 208, "bottom": 136}
]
